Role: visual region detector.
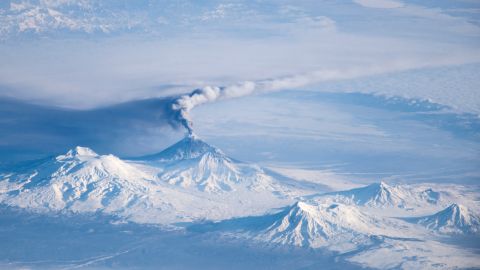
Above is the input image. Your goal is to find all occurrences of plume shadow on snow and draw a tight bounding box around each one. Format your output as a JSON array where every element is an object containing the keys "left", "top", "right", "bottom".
[{"left": 0, "top": 96, "right": 185, "bottom": 164}]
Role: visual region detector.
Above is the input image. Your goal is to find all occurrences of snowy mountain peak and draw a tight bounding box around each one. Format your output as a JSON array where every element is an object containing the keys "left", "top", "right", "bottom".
[
  {"left": 0, "top": 146, "right": 157, "bottom": 215},
  {"left": 329, "top": 181, "right": 407, "bottom": 208},
  {"left": 67, "top": 146, "right": 98, "bottom": 157},
  {"left": 295, "top": 201, "right": 315, "bottom": 212},
  {"left": 321, "top": 181, "right": 442, "bottom": 209},
  {"left": 378, "top": 181, "right": 389, "bottom": 188},
  {"left": 59, "top": 146, "right": 98, "bottom": 160},
  {"left": 368, "top": 181, "right": 390, "bottom": 192},
  {"left": 138, "top": 135, "right": 224, "bottom": 162},
  {"left": 418, "top": 203, "right": 480, "bottom": 235},
  {"left": 134, "top": 135, "right": 281, "bottom": 193},
  {"left": 256, "top": 201, "right": 395, "bottom": 248},
  {"left": 288, "top": 201, "right": 317, "bottom": 217},
  {"left": 363, "top": 181, "right": 392, "bottom": 197}
]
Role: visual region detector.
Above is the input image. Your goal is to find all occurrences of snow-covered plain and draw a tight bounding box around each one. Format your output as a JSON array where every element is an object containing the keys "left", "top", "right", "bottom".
[{"left": 0, "top": 134, "right": 479, "bottom": 269}]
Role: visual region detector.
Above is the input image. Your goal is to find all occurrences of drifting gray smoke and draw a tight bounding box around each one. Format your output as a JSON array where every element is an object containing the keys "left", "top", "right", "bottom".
[
  {"left": 170, "top": 64, "right": 415, "bottom": 134},
  {"left": 171, "top": 82, "right": 255, "bottom": 134}
]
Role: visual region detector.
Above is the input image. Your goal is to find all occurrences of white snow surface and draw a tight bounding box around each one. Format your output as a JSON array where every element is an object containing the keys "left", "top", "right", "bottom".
[
  {"left": 253, "top": 201, "right": 419, "bottom": 251},
  {"left": 0, "top": 136, "right": 309, "bottom": 224},
  {"left": 316, "top": 181, "right": 442, "bottom": 208},
  {"left": 138, "top": 134, "right": 283, "bottom": 193},
  {"left": 0, "top": 137, "right": 479, "bottom": 269},
  {"left": 417, "top": 203, "right": 480, "bottom": 235}
]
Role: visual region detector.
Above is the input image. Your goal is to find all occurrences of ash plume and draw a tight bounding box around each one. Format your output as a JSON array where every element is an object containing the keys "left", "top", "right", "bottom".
[
  {"left": 171, "top": 82, "right": 255, "bottom": 134},
  {"left": 170, "top": 65, "right": 410, "bottom": 134}
]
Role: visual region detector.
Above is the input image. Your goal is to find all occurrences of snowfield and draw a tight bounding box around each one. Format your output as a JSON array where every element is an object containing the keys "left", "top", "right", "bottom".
[{"left": 0, "top": 135, "right": 479, "bottom": 269}]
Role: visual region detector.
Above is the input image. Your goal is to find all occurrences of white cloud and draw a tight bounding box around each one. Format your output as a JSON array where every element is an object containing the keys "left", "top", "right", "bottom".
[
  {"left": 293, "top": 16, "right": 336, "bottom": 31},
  {"left": 399, "top": 5, "right": 480, "bottom": 36},
  {"left": 0, "top": 0, "right": 479, "bottom": 115},
  {"left": 200, "top": 4, "right": 234, "bottom": 21},
  {"left": 353, "top": 0, "right": 404, "bottom": 9},
  {"left": 353, "top": 0, "right": 480, "bottom": 36}
]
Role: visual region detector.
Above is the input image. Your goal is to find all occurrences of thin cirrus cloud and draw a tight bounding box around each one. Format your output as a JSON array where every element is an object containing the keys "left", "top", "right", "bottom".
[
  {"left": 353, "top": 0, "right": 404, "bottom": 9},
  {"left": 0, "top": 0, "right": 479, "bottom": 110}
]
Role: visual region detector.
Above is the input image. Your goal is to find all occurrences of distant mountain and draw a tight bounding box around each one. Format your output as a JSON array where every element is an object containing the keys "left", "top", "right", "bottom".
[
  {"left": 251, "top": 201, "right": 414, "bottom": 250},
  {"left": 417, "top": 204, "right": 480, "bottom": 235},
  {"left": 135, "top": 134, "right": 284, "bottom": 193},
  {"left": 321, "top": 181, "right": 441, "bottom": 208}
]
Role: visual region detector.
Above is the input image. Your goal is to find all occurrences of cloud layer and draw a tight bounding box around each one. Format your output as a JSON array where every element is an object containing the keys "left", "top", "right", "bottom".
[{"left": 0, "top": 0, "right": 479, "bottom": 111}]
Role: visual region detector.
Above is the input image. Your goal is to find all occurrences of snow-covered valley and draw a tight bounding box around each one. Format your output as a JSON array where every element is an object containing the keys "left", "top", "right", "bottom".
[{"left": 0, "top": 134, "right": 479, "bottom": 269}]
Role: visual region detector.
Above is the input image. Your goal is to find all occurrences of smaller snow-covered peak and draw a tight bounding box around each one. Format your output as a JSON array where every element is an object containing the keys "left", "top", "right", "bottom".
[
  {"left": 328, "top": 181, "right": 406, "bottom": 208},
  {"left": 256, "top": 201, "right": 403, "bottom": 249},
  {"left": 418, "top": 203, "right": 480, "bottom": 235},
  {"left": 295, "top": 201, "right": 312, "bottom": 210},
  {"left": 366, "top": 181, "right": 390, "bottom": 192},
  {"left": 321, "top": 181, "right": 441, "bottom": 209},
  {"left": 378, "top": 181, "right": 389, "bottom": 188},
  {"left": 292, "top": 201, "right": 319, "bottom": 215}
]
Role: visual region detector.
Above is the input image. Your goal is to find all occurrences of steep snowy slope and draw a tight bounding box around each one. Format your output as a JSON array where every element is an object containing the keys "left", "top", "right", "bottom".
[
  {"left": 417, "top": 203, "right": 480, "bottom": 235},
  {"left": 0, "top": 146, "right": 159, "bottom": 212},
  {"left": 138, "top": 133, "right": 220, "bottom": 162},
  {"left": 316, "top": 181, "right": 441, "bottom": 209},
  {"left": 134, "top": 134, "right": 295, "bottom": 194},
  {"left": 1, "top": 145, "right": 479, "bottom": 269},
  {"left": 0, "top": 143, "right": 300, "bottom": 224},
  {"left": 252, "top": 201, "right": 417, "bottom": 252}
]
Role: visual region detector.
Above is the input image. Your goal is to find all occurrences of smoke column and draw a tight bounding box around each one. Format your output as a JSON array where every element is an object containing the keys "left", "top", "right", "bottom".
[{"left": 170, "top": 64, "right": 419, "bottom": 134}]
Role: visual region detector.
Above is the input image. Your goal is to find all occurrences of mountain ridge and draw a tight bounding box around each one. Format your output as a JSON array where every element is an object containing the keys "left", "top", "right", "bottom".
[
  {"left": 314, "top": 181, "right": 441, "bottom": 208},
  {"left": 417, "top": 203, "right": 480, "bottom": 235}
]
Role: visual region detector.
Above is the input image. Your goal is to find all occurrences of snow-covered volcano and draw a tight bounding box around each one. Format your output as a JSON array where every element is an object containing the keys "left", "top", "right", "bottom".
[
  {"left": 1, "top": 144, "right": 479, "bottom": 269},
  {"left": 318, "top": 181, "right": 441, "bottom": 208},
  {"left": 138, "top": 133, "right": 222, "bottom": 162},
  {"left": 135, "top": 134, "right": 285, "bottom": 193},
  {"left": 0, "top": 142, "right": 299, "bottom": 223},
  {"left": 234, "top": 200, "right": 419, "bottom": 252},
  {"left": 0, "top": 146, "right": 159, "bottom": 213},
  {"left": 417, "top": 203, "right": 480, "bottom": 235}
]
